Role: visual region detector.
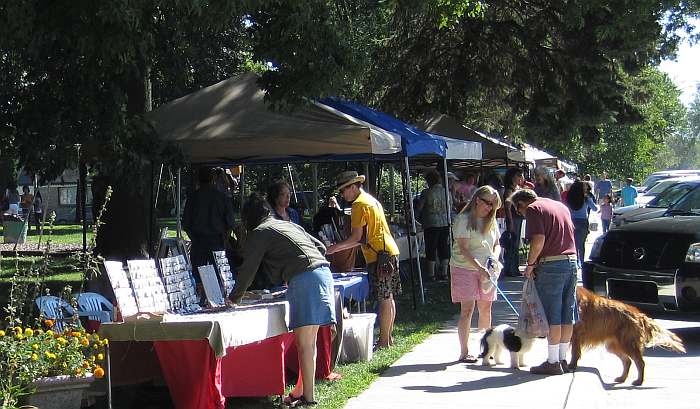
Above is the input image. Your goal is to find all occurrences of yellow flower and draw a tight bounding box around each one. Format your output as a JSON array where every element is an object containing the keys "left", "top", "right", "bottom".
[
  {"left": 75, "top": 367, "right": 83, "bottom": 375},
  {"left": 101, "top": 339, "right": 109, "bottom": 346},
  {"left": 32, "top": 344, "right": 39, "bottom": 350},
  {"left": 44, "top": 351, "right": 56, "bottom": 359},
  {"left": 70, "top": 331, "right": 81, "bottom": 338},
  {"left": 80, "top": 338, "right": 90, "bottom": 347},
  {"left": 0, "top": 330, "right": 5, "bottom": 337},
  {"left": 45, "top": 330, "right": 54, "bottom": 337},
  {"left": 90, "top": 356, "right": 96, "bottom": 362},
  {"left": 13, "top": 327, "right": 22, "bottom": 334},
  {"left": 97, "top": 353, "right": 104, "bottom": 361},
  {"left": 24, "top": 328, "right": 34, "bottom": 337},
  {"left": 57, "top": 337, "right": 68, "bottom": 345},
  {"left": 94, "top": 366, "right": 105, "bottom": 379},
  {"left": 15, "top": 333, "right": 23, "bottom": 340},
  {"left": 31, "top": 353, "right": 38, "bottom": 361},
  {"left": 82, "top": 361, "right": 90, "bottom": 369}
]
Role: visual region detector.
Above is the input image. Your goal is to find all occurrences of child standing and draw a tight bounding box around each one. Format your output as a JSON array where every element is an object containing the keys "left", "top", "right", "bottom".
[{"left": 600, "top": 194, "right": 613, "bottom": 233}]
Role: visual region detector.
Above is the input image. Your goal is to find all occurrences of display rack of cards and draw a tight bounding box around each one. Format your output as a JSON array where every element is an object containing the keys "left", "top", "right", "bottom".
[
  {"left": 127, "top": 259, "right": 170, "bottom": 314},
  {"left": 104, "top": 260, "right": 139, "bottom": 319},
  {"left": 159, "top": 255, "right": 201, "bottom": 314},
  {"left": 213, "top": 251, "right": 235, "bottom": 297}
]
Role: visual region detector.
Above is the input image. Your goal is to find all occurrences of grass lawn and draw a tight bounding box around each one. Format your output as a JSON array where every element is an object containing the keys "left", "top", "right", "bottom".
[{"left": 223, "top": 280, "right": 456, "bottom": 409}]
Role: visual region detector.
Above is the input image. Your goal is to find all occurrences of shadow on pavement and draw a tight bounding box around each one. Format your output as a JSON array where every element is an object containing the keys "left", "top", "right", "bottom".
[
  {"left": 381, "top": 362, "right": 456, "bottom": 377},
  {"left": 402, "top": 367, "right": 541, "bottom": 393}
]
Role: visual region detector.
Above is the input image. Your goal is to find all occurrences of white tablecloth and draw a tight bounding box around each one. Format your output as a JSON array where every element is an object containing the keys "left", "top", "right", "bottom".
[
  {"left": 99, "top": 301, "right": 289, "bottom": 358},
  {"left": 395, "top": 231, "right": 424, "bottom": 262}
]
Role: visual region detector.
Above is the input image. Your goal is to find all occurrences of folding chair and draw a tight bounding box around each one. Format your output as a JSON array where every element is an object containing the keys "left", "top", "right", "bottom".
[
  {"left": 76, "top": 292, "right": 114, "bottom": 323},
  {"left": 35, "top": 295, "right": 80, "bottom": 332}
]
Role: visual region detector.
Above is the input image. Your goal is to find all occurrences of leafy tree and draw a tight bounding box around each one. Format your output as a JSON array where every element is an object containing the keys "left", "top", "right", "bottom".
[{"left": 572, "top": 67, "right": 688, "bottom": 181}]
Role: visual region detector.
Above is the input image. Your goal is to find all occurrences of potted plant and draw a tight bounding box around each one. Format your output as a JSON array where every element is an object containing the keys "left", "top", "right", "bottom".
[{"left": 0, "top": 320, "right": 108, "bottom": 409}]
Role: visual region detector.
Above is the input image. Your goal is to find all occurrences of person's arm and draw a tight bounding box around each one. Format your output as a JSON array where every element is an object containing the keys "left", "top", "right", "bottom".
[
  {"left": 228, "top": 233, "right": 265, "bottom": 303},
  {"left": 523, "top": 234, "right": 545, "bottom": 279},
  {"left": 326, "top": 226, "right": 363, "bottom": 254},
  {"left": 588, "top": 197, "right": 598, "bottom": 212}
]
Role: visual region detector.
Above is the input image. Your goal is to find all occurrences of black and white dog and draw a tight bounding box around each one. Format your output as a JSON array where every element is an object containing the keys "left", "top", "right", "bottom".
[{"left": 478, "top": 324, "right": 535, "bottom": 368}]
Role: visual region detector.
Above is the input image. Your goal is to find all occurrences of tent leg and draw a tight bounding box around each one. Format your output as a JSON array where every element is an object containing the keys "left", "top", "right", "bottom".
[
  {"left": 404, "top": 156, "right": 425, "bottom": 305},
  {"left": 400, "top": 160, "right": 417, "bottom": 310},
  {"left": 442, "top": 158, "right": 453, "bottom": 244},
  {"left": 312, "top": 164, "right": 319, "bottom": 215},
  {"left": 176, "top": 168, "right": 182, "bottom": 239},
  {"left": 389, "top": 164, "right": 396, "bottom": 222}
]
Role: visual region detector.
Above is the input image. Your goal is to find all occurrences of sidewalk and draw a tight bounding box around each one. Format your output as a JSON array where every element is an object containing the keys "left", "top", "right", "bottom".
[{"left": 343, "top": 277, "right": 609, "bottom": 409}]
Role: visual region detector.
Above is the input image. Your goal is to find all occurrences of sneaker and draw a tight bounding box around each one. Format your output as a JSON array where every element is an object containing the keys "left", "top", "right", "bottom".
[
  {"left": 530, "top": 361, "right": 564, "bottom": 375},
  {"left": 560, "top": 359, "right": 569, "bottom": 373}
]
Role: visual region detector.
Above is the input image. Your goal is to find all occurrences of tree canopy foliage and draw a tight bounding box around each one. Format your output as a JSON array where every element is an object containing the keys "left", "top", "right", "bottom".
[{"left": 1, "top": 1, "right": 699, "bottom": 256}]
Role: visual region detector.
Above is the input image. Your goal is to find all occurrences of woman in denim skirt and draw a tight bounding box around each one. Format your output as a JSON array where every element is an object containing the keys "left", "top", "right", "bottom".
[{"left": 229, "top": 194, "right": 335, "bottom": 407}]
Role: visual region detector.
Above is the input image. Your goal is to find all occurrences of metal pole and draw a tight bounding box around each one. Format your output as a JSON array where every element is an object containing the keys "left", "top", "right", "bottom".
[
  {"left": 389, "top": 164, "right": 396, "bottom": 221},
  {"left": 106, "top": 342, "right": 112, "bottom": 409},
  {"left": 239, "top": 165, "right": 246, "bottom": 207},
  {"left": 312, "top": 164, "right": 319, "bottom": 215},
  {"left": 80, "top": 155, "right": 87, "bottom": 254},
  {"left": 400, "top": 160, "right": 417, "bottom": 309},
  {"left": 176, "top": 168, "right": 182, "bottom": 239},
  {"left": 404, "top": 156, "right": 425, "bottom": 304},
  {"left": 287, "top": 164, "right": 299, "bottom": 204},
  {"left": 154, "top": 163, "right": 164, "bottom": 210},
  {"left": 442, "top": 158, "right": 452, "bottom": 244}
]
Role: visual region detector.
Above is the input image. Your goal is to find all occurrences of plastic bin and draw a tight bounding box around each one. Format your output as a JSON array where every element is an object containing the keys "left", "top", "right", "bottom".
[
  {"left": 339, "top": 313, "right": 377, "bottom": 363},
  {"left": 3, "top": 220, "right": 28, "bottom": 244}
]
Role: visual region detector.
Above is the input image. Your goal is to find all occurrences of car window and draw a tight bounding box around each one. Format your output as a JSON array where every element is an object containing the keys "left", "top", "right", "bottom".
[
  {"left": 669, "top": 186, "right": 700, "bottom": 212},
  {"left": 642, "top": 175, "right": 665, "bottom": 190},
  {"left": 645, "top": 180, "right": 675, "bottom": 195},
  {"left": 648, "top": 183, "right": 696, "bottom": 207}
]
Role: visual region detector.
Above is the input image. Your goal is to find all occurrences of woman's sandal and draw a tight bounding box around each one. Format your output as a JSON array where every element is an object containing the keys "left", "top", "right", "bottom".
[
  {"left": 459, "top": 355, "right": 478, "bottom": 364},
  {"left": 283, "top": 393, "right": 302, "bottom": 406},
  {"left": 287, "top": 396, "right": 318, "bottom": 407}
]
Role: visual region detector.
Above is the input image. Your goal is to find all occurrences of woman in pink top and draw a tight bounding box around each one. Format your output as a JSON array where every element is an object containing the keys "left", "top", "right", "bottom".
[{"left": 450, "top": 185, "right": 502, "bottom": 363}]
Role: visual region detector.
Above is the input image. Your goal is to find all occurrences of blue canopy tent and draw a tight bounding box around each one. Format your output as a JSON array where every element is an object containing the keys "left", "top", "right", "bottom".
[{"left": 316, "top": 98, "right": 483, "bottom": 304}]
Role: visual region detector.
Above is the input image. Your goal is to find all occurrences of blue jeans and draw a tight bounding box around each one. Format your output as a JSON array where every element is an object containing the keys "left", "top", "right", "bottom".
[
  {"left": 572, "top": 218, "right": 589, "bottom": 268},
  {"left": 533, "top": 258, "right": 578, "bottom": 325},
  {"left": 602, "top": 219, "right": 610, "bottom": 233}
]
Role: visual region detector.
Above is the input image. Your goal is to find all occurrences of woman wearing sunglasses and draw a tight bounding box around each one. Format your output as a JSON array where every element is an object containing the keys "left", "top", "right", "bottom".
[{"left": 450, "top": 185, "right": 502, "bottom": 363}]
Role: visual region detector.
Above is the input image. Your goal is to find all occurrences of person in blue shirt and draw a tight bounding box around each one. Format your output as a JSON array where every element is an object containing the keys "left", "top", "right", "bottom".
[
  {"left": 595, "top": 171, "right": 613, "bottom": 201},
  {"left": 621, "top": 177, "right": 638, "bottom": 206},
  {"left": 566, "top": 180, "right": 598, "bottom": 268},
  {"left": 267, "top": 181, "right": 301, "bottom": 225}
]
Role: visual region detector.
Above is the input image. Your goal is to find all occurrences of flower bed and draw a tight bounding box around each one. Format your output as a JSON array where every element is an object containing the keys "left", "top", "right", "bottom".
[{"left": 0, "top": 321, "right": 107, "bottom": 408}]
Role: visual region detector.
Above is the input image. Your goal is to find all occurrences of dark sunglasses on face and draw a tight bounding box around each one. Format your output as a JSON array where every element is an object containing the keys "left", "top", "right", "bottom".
[{"left": 478, "top": 197, "right": 495, "bottom": 207}]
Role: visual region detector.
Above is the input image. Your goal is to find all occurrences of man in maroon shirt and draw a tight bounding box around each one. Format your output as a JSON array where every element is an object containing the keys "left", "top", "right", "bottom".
[{"left": 512, "top": 189, "right": 578, "bottom": 376}]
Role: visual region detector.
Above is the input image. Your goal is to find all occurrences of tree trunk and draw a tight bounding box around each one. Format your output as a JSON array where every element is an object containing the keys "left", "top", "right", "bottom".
[{"left": 93, "top": 47, "right": 154, "bottom": 261}]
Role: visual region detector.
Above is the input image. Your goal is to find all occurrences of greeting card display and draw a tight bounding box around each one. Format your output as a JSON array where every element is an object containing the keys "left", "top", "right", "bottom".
[
  {"left": 213, "top": 251, "right": 235, "bottom": 297},
  {"left": 198, "top": 265, "right": 225, "bottom": 307},
  {"left": 104, "top": 260, "right": 138, "bottom": 319},
  {"left": 127, "top": 259, "right": 169, "bottom": 314},
  {"left": 159, "top": 255, "right": 201, "bottom": 313}
]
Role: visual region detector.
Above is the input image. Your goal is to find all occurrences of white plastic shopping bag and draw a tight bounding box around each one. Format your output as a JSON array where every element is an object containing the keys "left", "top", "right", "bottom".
[{"left": 517, "top": 278, "right": 549, "bottom": 337}]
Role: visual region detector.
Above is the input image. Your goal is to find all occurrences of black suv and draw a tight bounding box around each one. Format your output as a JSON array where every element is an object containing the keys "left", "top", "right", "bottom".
[{"left": 582, "top": 184, "right": 700, "bottom": 313}]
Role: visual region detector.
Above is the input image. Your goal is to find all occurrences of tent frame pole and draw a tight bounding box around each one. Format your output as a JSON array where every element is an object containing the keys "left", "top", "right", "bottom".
[
  {"left": 442, "top": 158, "right": 452, "bottom": 243},
  {"left": 404, "top": 156, "right": 425, "bottom": 305},
  {"left": 389, "top": 164, "right": 396, "bottom": 222},
  {"left": 176, "top": 168, "right": 182, "bottom": 239}
]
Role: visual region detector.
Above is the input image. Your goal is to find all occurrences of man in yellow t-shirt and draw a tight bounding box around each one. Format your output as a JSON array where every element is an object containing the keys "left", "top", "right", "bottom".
[{"left": 326, "top": 171, "right": 400, "bottom": 348}]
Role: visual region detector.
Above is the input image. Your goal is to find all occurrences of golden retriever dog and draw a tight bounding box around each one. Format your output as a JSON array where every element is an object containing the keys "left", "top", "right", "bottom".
[{"left": 570, "top": 287, "right": 686, "bottom": 385}]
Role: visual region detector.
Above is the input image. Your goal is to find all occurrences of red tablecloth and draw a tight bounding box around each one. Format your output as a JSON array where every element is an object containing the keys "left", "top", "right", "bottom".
[{"left": 113, "top": 326, "right": 334, "bottom": 409}]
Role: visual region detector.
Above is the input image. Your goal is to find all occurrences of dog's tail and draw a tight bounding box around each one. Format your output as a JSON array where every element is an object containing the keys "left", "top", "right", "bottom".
[
  {"left": 478, "top": 327, "right": 494, "bottom": 358},
  {"left": 641, "top": 316, "right": 686, "bottom": 353}
]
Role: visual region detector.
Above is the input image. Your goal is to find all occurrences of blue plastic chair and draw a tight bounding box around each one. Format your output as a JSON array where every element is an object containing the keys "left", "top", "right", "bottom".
[
  {"left": 76, "top": 292, "right": 114, "bottom": 323},
  {"left": 35, "top": 295, "right": 80, "bottom": 332}
]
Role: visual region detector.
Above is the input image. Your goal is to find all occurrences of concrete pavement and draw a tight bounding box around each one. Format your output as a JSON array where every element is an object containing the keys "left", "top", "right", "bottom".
[
  {"left": 344, "top": 277, "right": 609, "bottom": 409},
  {"left": 343, "top": 211, "right": 699, "bottom": 409}
]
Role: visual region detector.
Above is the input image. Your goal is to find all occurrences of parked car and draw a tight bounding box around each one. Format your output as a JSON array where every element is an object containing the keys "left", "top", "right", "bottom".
[
  {"left": 583, "top": 185, "right": 700, "bottom": 313},
  {"left": 612, "top": 180, "right": 700, "bottom": 227},
  {"left": 638, "top": 169, "right": 700, "bottom": 193}
]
